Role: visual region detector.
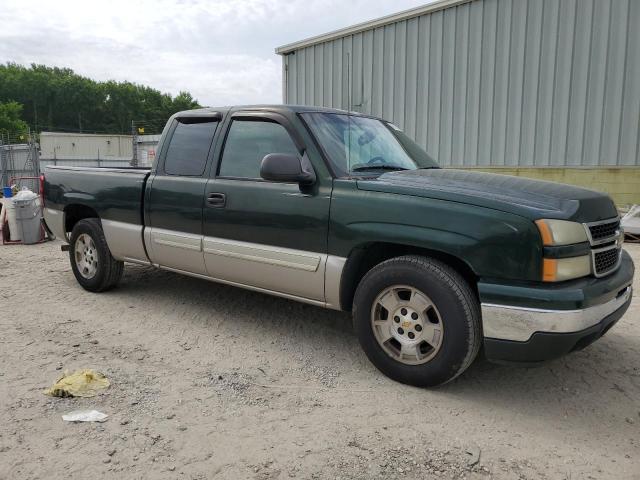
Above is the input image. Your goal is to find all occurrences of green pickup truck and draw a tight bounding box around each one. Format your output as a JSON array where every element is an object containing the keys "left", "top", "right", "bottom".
[{"left": 43, "top": 105, "right": 634, "bottom": 386}]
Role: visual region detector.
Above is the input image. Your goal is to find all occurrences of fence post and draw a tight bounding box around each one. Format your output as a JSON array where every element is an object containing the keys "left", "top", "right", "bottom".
[{"left": 131, "top": 121, "right": 138, "bottom": 167}]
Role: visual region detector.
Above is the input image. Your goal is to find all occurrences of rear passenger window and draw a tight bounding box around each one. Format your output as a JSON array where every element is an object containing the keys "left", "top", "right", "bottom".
[
  {"left": 164, "top": 119, "right": 218, "bottom": 176},
  {"left": 219, "top": 119, "right": 299, "bottom": 179}
]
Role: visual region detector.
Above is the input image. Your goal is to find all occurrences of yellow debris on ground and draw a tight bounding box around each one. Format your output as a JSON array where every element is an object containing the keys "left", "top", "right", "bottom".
[{"left": 43, "top": 369, "right": 110, "bottom": 398}]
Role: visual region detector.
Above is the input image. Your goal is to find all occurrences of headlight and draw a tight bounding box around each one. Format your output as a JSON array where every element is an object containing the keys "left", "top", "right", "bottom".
[
  {"left": 535, "top": 219, "right": 588, "bottom": 246},
  {"left": 542, "top": 255, "right": 592, "bottom": 282},
  {"left": 536, "top": 219, "right": 592, "bottom": 281}
]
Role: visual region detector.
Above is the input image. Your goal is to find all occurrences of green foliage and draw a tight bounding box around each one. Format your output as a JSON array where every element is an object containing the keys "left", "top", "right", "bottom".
[
  {"left": 0, "top": 63, "right": 201, "bottom": 134},
  {"left": 0, "top": 100, "right": 29, "bottom": 134}
]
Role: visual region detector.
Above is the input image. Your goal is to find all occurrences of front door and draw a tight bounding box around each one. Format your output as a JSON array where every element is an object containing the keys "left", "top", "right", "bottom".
[
  {"left": 202, "top": 112, "right": 331, "bottom": 301},
  {"left": 145, "top": 115, "right": 219, "bottom": 274}
]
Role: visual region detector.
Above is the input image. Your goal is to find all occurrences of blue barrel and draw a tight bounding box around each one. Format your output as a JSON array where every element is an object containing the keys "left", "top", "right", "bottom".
[{"left": 2, "top": 186, "right": 12, "bottom": 198}]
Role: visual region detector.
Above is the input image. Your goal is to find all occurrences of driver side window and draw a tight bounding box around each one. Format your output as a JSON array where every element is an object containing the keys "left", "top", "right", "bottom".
[{"left": 218, "top": 119, "right": 299, "bottom": 179}]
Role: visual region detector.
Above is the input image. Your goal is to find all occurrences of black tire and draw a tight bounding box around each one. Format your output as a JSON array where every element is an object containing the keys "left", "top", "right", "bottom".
[
  {"left": 353, "top": 255, "right": 481, "bottom": 387},
  {"left": 69, "top": 218, "right": 124, "bottom": 292}
]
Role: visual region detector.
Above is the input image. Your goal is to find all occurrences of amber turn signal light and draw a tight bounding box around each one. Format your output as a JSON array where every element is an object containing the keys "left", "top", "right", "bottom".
[
  {"left": 535, "top": 219, "right": 554, "bottom": 246},
  {"left": 542, "top": 258, "right": 558, "bottom": 282}
]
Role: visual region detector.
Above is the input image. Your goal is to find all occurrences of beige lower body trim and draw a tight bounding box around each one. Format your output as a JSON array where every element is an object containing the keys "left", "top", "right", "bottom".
[
  {"left": 43, "top": 207, "right": 66, "bottom": 241},
  {"left": 101, "top": 219, "right": 150, "bottom": 265},
  {"left": 147, "top": 227, "right": 206, "bottom": 275},
  {"left": 158, "top": 265, "right": 329, "bottom": 309},
  {"left": 203, "top": 236, "right": 326, "bottom": 302},
  {"left": 325, "top": 255, "right": 346, "bottom": 310},
  {"left": 203, "top": 237, "right": 321, "bottom": 272},
  {"left": 66, "top": 217, "right": 347, "bottom": 310}
]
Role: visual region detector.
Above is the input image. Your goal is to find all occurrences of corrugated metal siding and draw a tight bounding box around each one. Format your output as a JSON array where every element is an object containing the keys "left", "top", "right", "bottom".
[{"left": 282, "top": 0, "right": 640, "bottom": 167}]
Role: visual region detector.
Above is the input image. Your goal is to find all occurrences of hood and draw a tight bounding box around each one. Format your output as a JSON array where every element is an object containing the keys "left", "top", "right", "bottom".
[{"left": 356, "top": 169, "right": 618, "bottom": 222}]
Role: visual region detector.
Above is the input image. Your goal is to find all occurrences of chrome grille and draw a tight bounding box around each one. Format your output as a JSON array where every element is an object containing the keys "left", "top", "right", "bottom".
[
  {"left": 588, "top": 220, "right": 620, "bottom": 242},
  {"left": 585, "top": 218, "right": 621, "bottom": 246},
  {"left": 583, "top": 217, "right": 622, "bottom": 278},
  {"left": 593, "top": 246, "right": 621, "bottom": 276}
]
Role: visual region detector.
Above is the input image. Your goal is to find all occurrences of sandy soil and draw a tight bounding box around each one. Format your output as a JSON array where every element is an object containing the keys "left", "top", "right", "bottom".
[{"left": 0, "top": 241, "right": 638, "bottom": 480}]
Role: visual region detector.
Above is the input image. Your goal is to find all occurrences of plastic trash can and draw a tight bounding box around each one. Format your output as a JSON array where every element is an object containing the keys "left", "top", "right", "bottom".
[{"left": 14, "top": 196, "right": 42, "bottom": 244}]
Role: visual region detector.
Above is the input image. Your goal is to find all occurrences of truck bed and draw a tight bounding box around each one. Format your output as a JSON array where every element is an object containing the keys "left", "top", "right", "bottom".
[{"left": 43, "top": 165, "right": 150, "bottom": 226}]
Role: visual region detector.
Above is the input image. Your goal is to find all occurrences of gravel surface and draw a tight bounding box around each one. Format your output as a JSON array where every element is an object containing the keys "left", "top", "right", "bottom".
[{"left": 1, "top": 241, "right": 638, "bottom": 479}]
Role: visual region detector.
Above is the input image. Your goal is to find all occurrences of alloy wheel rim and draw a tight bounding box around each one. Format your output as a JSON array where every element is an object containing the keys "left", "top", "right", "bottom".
[
  {"left": 74, "top": 233, "right": 99, "bottom": 279},
  {"left": 370, "top": 285, "right": 444, "bottom": 365}
]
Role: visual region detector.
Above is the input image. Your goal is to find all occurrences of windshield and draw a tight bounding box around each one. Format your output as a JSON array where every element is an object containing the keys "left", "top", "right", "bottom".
[{"left": 302, "top": 112, "right": 439, "bottom": 176}]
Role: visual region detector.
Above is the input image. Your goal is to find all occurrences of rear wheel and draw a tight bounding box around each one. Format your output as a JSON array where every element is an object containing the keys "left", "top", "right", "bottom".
[
  {"left": 69, "top": 218, "right": 123, "bottom": 292},
  {"left": 353, "top": 255, "right": 481, "bottom": 387}
]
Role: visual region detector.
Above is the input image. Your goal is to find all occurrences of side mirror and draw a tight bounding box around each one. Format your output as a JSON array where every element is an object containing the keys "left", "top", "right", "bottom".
[{"left": 260, "top": 153, "right": 316, "bottom": 185}]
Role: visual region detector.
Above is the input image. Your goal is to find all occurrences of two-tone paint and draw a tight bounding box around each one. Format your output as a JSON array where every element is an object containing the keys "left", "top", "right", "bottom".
[{"left": 43, "top": 105, "right": 634, "bottom": 364}]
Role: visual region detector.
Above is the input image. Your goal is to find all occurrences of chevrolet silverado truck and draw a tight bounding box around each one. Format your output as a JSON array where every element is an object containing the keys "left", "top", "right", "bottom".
[{"left": 43, "top": 105, "right": 634, "bottom": 387}]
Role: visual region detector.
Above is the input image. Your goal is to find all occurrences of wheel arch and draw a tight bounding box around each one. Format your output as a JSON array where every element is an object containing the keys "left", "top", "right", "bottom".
[
  {"left": 338, "top": 242, "right": 479, "bottom": 312},
  {"left": 64, "top": 204, "right": 100, "bottom": 236}
]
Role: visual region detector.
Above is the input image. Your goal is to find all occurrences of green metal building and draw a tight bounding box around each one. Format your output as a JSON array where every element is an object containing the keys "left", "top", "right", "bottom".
[{"left": 276, "top": 0, "right": 640, "bottom": 205}]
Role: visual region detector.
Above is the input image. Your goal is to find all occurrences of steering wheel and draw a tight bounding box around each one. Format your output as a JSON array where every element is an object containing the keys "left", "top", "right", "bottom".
[{"left": 367, "top": 156, "right": 386, "bottom": 165}]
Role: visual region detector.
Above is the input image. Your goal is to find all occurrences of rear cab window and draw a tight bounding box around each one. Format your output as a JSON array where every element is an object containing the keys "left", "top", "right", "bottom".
[{"left": 163, "top": 119, "right": 218, "bottom": 176}]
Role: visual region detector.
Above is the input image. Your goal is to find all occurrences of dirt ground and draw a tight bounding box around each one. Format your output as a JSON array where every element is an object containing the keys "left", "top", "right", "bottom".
[{"left": 0, "top": 240, "right": 638, "bottom": 480}]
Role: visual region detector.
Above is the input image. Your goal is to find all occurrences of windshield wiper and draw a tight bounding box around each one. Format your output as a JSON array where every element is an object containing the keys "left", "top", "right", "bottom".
[{"left": 351, "top": 165, "right": 410, "bottom": 172}]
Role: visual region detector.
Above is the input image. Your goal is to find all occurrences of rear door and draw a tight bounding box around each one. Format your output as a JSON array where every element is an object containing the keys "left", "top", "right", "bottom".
[
  {"left": 201, "top": 111, "right": 332, "bottom": 301},
  {"left": 145, "top": 113, "right": 220, "bottom": 274}
]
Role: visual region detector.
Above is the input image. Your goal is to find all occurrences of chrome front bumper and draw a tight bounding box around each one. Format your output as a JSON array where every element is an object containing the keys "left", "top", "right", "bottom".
[{"left": 482, "top": 285, "right": 632, "bottom": 342}]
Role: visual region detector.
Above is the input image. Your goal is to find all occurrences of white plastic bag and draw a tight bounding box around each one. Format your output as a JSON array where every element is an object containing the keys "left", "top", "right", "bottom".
[
  {"left": 62, "top": 410, "right": 108, "bottom": 422},
  {"left": 13, "top": 188, "right": 38, "bottom": 202},
  {"left": 621, "top": 205, "right": 640, "bottom": 235}
]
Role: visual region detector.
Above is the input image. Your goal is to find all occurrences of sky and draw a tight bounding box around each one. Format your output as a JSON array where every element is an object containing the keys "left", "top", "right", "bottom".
[{"left": 0, "top": 0, "right": 431, "bottom": 107}]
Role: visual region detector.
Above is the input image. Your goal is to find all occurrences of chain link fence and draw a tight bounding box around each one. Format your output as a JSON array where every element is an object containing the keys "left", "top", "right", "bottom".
[
  {"left": 1, "top": 130, "right": 159, "bottom": 196},
  {"left": 0, "top": 131, "right": 41, "bottom": 193}
]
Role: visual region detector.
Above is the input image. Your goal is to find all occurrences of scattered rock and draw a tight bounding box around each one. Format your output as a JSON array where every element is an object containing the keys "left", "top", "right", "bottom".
[{"left": 465, "top": 446, "right": 481, "bottom": 467}]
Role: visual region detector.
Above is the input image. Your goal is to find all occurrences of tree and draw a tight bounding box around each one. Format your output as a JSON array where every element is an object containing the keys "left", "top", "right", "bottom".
[
  {"left": 0, "top": 101, "right": 28, "bottom": 134},
  {"left": 0, "top": 63, "right": 201, "bottom": 134},
  {"left": 173, "top": 91, "right": 199, "bottom": 111}
]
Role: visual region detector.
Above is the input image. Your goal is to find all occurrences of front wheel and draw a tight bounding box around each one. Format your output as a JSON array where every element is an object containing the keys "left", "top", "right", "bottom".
[
  {"left": 353, "top": 255, "right": 481, "bottom": 387},
  {"left": 69, "top": 218, "right": 123, "bottom": 292}
]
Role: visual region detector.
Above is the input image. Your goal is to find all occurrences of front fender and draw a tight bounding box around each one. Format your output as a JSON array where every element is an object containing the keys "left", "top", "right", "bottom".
[{"left": 328, "top": 182, "right": 542, "bottom": 282}]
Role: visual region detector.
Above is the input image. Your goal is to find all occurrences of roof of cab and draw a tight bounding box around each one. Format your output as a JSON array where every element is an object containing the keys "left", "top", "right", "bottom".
[{"left": 174, "top": 104, "right": 376, "bottom": 117}]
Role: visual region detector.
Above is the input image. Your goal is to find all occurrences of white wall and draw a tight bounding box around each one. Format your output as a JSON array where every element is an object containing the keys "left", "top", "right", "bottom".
[{"left": 39, "top": 132, "right": 133, "bottom": 161}]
